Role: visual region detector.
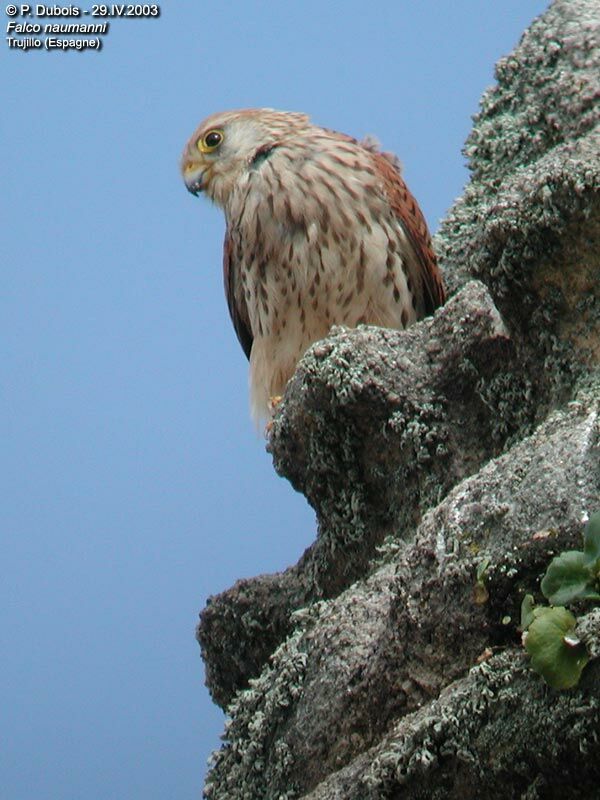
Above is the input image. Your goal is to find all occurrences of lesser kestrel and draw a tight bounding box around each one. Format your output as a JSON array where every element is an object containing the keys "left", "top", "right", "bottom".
[{"left": 181, "top": 108, "right": 445, "bottom": 423}]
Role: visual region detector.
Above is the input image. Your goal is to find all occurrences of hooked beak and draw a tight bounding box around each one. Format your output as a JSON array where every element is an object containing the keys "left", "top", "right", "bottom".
[{"left": 183, "top": 164, "right": 206, "bottom": 196}]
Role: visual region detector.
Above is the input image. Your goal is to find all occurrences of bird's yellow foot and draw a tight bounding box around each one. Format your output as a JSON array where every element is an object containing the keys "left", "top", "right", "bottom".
[
  {"left": 268, "top": 395, "right": 283, "bottom": 412},
  {"left": 264, "top": 396, "right": 283, "bottom": 436}
]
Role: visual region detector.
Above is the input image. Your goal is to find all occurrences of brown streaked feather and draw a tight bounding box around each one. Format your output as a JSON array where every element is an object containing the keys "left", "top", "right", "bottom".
[
  {"left": 372, "top": 151, "right": 445, "bottom": 315},
  {"left": 223, "top": 230, "right": 253, "bottom": 359}
]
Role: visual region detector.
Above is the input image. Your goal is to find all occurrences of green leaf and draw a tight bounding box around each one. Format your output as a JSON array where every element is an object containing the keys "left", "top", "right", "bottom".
[
  {"left": 525, "top": 606, "right": 589, "bottom": 689},
  {"left": 540, "top": 550, "right": 600, "bottom": 605},
  {"left": 476, "top": 558, "right": 490, "bottom": 583},
  {"left": 520, "top": 594, "right": 535, "bottom": 631},
  {"left": 583, "top": 512, "right": 600, "bottom": 564},
  {"left": 473, "top": 558, "right": 491, "bottom": 604}
]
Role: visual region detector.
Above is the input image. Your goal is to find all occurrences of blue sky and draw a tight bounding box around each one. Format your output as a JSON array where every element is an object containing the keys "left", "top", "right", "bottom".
[{"left": 3, "top": 2, "right": 549, "bottom": 797}]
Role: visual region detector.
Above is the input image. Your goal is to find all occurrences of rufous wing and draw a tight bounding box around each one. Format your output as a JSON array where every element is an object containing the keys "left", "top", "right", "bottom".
[
  {"left": 373, "top": 151, "right": 445, "bottom": 315},
  {"left": 223, "top": 229, "right": 253, "bottom": 360}
]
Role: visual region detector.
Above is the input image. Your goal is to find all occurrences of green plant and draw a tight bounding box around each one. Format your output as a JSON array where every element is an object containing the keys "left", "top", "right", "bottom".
[{"left": 521, "top": 512, "right": 600, "bottom": 689}]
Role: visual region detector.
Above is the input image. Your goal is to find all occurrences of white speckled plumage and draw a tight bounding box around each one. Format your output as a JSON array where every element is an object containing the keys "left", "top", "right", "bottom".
[{"left": 181, "top": 108, "right": 445, "bottom": 424}]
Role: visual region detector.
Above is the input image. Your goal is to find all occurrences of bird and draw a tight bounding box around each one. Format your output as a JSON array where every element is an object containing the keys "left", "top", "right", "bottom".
[{"left": 181, "top": 108, "right": 445, "bottom": 424}]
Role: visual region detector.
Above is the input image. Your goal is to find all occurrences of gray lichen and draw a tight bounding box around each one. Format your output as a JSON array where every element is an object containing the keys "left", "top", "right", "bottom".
[{"left": 204, "top": 611, "right": 315, "bottom": 800}]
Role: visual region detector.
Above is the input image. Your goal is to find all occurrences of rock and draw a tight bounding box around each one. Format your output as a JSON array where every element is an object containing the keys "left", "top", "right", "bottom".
[
  {"left": 199, "top": 280, "right": 533, "bottom": 706},
  {"left": 302, "top": 647, "right": 600, "bottom": 800},
  {"left": 204, "top": 388, "right": 600, "bottom": 799},
  {"left": 199, "top": 0, "right": 600, "bottom": 796},
  {"left": 437, "top": 0, "right": 600, "bottom": 402}
]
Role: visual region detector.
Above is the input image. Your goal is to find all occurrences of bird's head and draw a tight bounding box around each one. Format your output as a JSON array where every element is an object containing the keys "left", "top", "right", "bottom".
[{"left": 180, "top": 108, "right": 310, "bottom": 208}]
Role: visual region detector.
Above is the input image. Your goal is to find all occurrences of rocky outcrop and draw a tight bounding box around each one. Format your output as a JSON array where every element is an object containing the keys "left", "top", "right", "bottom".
[{"left": 199, "top": 1, "right": 600, "bottom": 797}]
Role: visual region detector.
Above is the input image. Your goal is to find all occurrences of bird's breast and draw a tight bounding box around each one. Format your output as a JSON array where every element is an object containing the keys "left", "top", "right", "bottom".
[{"left": 225, "top": 145, "right": 424, "bottom": 421}]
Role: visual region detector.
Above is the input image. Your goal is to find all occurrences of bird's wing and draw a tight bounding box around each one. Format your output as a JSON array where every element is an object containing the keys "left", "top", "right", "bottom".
[
  {"left": 223, "top": 229, "right": 253, "bottom": 359},
  {"left": 373, "top": 151, "right": 445, "bottom": 315}
]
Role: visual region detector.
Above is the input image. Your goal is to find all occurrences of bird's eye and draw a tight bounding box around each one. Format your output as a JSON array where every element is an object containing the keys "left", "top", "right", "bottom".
[{"left": 198, "top": 129, "right": 224, "bottom": 153}]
